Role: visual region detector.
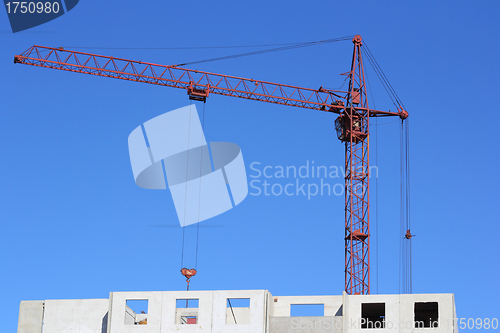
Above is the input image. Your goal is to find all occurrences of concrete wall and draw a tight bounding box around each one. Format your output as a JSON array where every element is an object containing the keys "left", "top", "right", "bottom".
[
  {"left": 17, "top": 301, "right": 44, "bottom": 333},
  {"left": 43, "top": 299, "right": 108, "bottom": 333},
  {"left": 270, "top": 317, "right": 343, "bottom": 333},
  {"left": 271, "top": 295, "right": 343, "bottom": 317},
  {"left": 344, "top": 293, "right": 456, "bottom": 333},
  {"left": 226, "top": 307, "right": 250, "bottom": 324},
  {"left": 17, "top": 299, "right": 109, "bottom": 333},
  {"left": 107, "top": 290, "right": 268, "bottom": 333},
  {"left": 108, "top": 291, "right": 163, "bottom": 333},
  {"left": 17, "top": 290, "right": 457, "bottom": 333}
]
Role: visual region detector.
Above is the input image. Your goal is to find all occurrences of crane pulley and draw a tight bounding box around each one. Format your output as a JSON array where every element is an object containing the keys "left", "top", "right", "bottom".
[{"left": 180, "top": 268, "right": 197, "bottom": 291}]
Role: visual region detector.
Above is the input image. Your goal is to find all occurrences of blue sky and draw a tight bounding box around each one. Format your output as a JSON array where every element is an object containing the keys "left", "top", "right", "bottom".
[{"left": 1, "top": 0, "right": 499, "bottom": 331}]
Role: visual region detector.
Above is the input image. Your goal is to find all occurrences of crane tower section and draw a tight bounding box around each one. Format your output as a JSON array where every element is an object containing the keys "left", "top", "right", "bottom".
[{"left": 335, "top": 35, "right": 370, "bottom": 294}]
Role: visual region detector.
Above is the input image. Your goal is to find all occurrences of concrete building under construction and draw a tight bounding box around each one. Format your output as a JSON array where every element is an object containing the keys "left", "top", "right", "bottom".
[{"left": 18, "top": 290, "right": 458, "bottom": 333}]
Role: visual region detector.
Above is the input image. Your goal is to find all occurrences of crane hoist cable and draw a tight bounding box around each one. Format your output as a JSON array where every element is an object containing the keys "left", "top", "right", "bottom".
[
  {"left": 180, "top": 100, "right": 194, "bottom": 290},
  {"left": 364, "top": 44, "right": 412, "bottom": 295},
  {"left": 399, "top": 118, "right": 412, "bottom": 294},
  {"left": 399, "top": 124, "right": 403, "bottom": 294},
  {"left": 194, "top": 103, "right": 206, "bottom": 270},
  {"left": 362, "top": 41, "right": 411, "bottom": 294},
  {"left": 180, "top": 102, "right": 206, "bottom": 290},
  {"left": 404, "top": 119, "right": 412, "bottom": 293},
  {"left": 180, "top": 101, "right": 193, "bottom": 270}
]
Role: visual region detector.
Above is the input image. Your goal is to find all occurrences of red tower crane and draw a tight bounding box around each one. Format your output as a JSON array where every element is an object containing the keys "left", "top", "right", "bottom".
[{"left": 14, "top": 35, "right": 408, "bottom": 295}]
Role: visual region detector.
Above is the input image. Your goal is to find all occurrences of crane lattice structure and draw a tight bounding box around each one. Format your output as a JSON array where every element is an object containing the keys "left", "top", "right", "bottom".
[{"left": 15, "top": 35, "right": 408, "bottom": 295}]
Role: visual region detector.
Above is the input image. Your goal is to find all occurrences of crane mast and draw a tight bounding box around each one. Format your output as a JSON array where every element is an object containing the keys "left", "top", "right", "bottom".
[
  {"left": 14, "top": 35, "right": 407, "bottom": 295},
  {"left": 342, "top": 35, "right": 370, "bottom": 294}
]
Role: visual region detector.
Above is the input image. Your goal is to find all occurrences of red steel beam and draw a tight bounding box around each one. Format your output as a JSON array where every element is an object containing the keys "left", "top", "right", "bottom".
[{"left": 14, "top": 45, "right": 404, "bottom": 118}]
